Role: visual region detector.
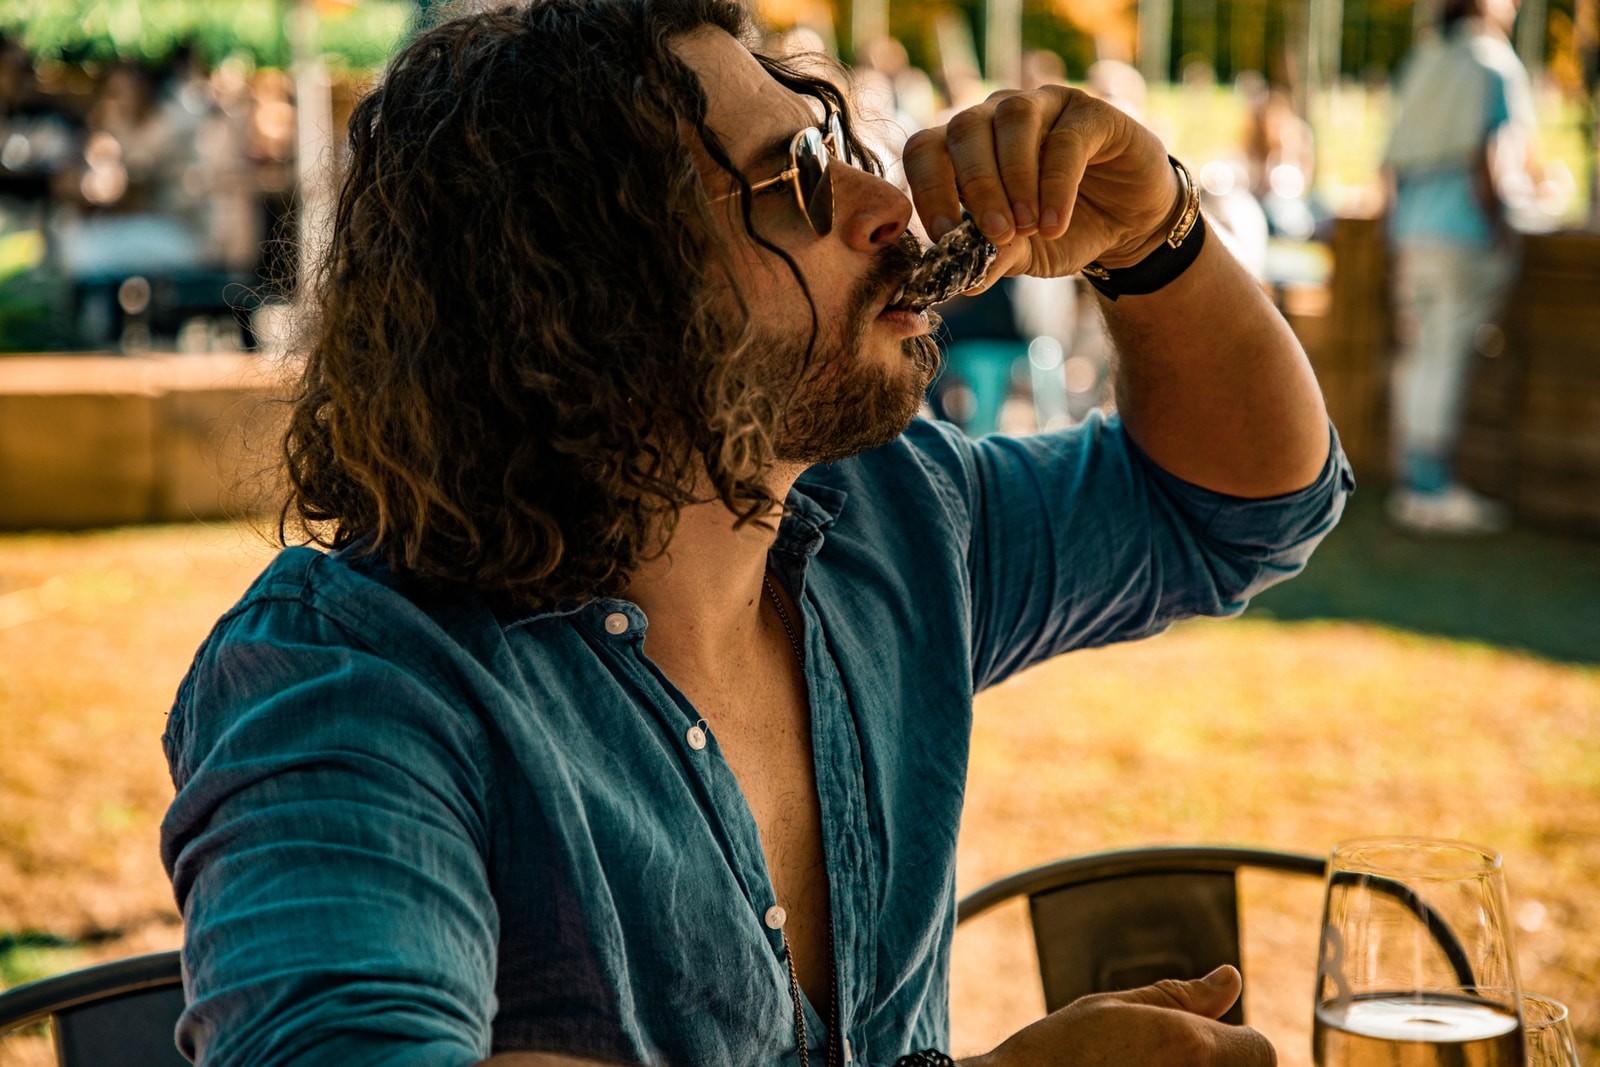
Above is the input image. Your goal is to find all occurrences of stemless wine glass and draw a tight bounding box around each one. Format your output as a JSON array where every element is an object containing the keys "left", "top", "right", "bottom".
[
  {"left": 1444, "top": 991, "right": 1583, "bottom": 1066},
  {"left": 1313, "top": 837, "right": 1525, "bottom": 1067},
  {"left": 1521, "top": 993, "right": 1582, "bottom": 1067}
]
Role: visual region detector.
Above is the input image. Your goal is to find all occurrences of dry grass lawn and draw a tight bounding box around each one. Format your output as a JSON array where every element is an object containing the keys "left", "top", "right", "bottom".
[{"left": 0, "top": 520, "right": 1596, "bottom": 1066}]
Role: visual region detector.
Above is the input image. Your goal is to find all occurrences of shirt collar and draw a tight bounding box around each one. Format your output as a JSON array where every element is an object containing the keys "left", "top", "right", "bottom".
[
  {"left": 503, "top": 476, "right": 849, "bottom": 632},
  {"left": 774, "top": 477, "right": 848, "bottom": 559}
]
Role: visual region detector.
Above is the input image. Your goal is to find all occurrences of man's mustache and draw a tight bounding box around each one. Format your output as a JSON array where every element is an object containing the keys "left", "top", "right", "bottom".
[{"left": 852, "top": 233, "right": 925, "bottom": 321}]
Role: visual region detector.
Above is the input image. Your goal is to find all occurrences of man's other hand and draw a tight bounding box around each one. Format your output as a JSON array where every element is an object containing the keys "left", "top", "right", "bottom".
[{"left": 959, "top": 965, "right": 1278, "bottom": 1067}]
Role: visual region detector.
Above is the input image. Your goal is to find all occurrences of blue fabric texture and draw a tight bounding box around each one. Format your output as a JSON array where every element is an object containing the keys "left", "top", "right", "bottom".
[{"left": 161, "top": 415, "right": 1353, "bottom": 1067}]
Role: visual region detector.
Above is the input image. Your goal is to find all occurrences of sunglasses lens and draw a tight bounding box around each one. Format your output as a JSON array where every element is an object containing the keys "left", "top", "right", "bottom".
[
  {"left": 794, "top": 125, "right": 833, "bottom": 235},
  {"left": 828, "top": 112, "right": 849, "bottom": 165}
]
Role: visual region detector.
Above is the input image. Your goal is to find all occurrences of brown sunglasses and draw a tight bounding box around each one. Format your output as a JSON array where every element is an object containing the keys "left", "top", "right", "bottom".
[{"left": 714, "top": 111, "right": 852, "bottom": 236}]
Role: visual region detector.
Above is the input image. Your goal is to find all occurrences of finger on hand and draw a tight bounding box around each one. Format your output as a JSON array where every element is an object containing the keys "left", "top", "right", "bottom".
[
  {"left": 990, "top": 93, "right": 1045, "bottom": 238},
  {"left": 1109, "top": 965, "right": 1244, "bottom": 1020},
  {"left": 944, "top": 107, "right": 1014, "bottom": 243},
  {"left": 1037, "top": 93, "right": 1097, "bottom": 242},
  {"left": 902, "top": 128, "right": 962, "bottom": 239}
]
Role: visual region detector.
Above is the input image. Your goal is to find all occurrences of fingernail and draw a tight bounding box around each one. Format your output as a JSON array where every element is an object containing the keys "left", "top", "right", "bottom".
[
  {"left": 979, "top": 211, "right": 1010, "bottom": 239},
  {"left": 1013, "top": 202, "right": 1035, "bottom": 230},
  {"left": 1040, "top": 207, "right": 1059, "bottom": 232},
  {"left": 1204, "top": 966, "right": 1232, "bottom": 987},
  {"left": 932, "top": 215, "right": 957, "bottom": 238}
]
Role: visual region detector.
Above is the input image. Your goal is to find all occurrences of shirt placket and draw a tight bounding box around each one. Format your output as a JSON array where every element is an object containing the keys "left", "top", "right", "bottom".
[
  {"left": 771, "top": 555, "right": 875, "bottom": 1067},
  {"left": 586, "top": 598, "right": 819, "bottom": 1062}
]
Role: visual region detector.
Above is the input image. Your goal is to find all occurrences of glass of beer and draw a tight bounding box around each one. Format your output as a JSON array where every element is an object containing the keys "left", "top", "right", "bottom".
[{"left": 1313, "top": 838, "right": 1525, "bottom": 1067}]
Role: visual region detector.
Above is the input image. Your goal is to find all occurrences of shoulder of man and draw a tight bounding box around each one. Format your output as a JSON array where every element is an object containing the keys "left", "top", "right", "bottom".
[
  {"left": 172, "top": 545, "right": 512, "bottom": 732},
  {"left": 799, "top": 415, "right": 982, "bottom": 532}
]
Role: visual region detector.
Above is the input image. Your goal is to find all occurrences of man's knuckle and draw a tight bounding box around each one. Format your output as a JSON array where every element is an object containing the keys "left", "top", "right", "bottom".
[
  {"left": 952, "top": 110, "right": 1002, "bottom": 142},
  {"left": 992, "top": 94, "right": 1037, "bottom": 125},
  {"left": 1041, "top": 127, "right": 1082, "bottom": 152},
  {"left": 957, "top": 173, "right": 1007, "bottom": 201},
  {"left": 902, "top": 128, "right": 940, "bottom": 159},
  {"left": 1166, "top": 1021, "right": 1212, "bottom": 1062},
  {"left": 1149, "top": 978, "right": 1191, "bottom": 1005},
  {"left": 1059, "top": 84, "right": 1093, "bottom": 109},
  {"left": 997, "top": 167, "right": 1036, "bottom": 197}
]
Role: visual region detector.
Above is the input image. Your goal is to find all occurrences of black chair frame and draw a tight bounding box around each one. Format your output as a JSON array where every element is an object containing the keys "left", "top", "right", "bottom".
[
  {"left": 955, "top": 845, "right": 1475, "bottom": 1025},
  {"left": 0, "top": 950, "right": 187, "bottom": 1066}
]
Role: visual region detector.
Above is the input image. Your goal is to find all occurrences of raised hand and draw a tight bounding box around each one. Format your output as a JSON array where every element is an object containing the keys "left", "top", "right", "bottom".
[{"left": 901, "top": 86, "right": 1178, "bottom": 286}]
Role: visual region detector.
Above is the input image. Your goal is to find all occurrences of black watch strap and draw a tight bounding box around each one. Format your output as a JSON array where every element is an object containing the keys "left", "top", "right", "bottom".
[
  {"left": 894, "top": 1051, "right": 957, "bottom": 1067},
  {"left": 1081, "top": 156, "right": 1206, "bottom": 301}
]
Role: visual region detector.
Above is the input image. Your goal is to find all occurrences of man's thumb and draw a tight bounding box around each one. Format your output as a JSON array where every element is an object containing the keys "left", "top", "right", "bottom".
[{"left": 1114, "top": 965, "right": 1244, "bottom": 1019}]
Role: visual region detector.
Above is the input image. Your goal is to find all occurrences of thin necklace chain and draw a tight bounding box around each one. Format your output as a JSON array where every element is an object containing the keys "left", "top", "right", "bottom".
[
  {"left": 764, "top": 571, "right": 805, "bottom": 667},
  {"left": 762, "top": 571, "right": 840, "bottom": 1067}
]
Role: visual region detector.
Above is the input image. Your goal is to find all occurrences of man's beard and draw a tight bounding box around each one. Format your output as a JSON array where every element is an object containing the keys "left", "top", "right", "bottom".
[{"left": 766, "top": 232, "right": 942, "bottom": 466}]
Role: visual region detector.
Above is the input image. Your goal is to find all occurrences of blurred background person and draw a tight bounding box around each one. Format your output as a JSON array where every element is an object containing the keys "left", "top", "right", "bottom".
[
  {"left": 1243, "top": 80, "right": 1319, "bottom": 241},
  {"left": 1382, "top": 0, "right": 1536, "bottom": 535}
]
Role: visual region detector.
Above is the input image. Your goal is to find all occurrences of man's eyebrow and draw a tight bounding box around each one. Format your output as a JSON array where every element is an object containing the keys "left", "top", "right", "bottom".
[{"left": 741, "top": 128, "right": 799, "bottom": 177}]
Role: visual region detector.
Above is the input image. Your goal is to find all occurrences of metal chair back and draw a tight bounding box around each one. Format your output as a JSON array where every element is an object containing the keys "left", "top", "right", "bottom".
[
  {"left": 956, "top": 845, "right": 1326, "bottom": 1024},
  {"left": 0, "top": 950, "right": 187, "bottom": 1066}
]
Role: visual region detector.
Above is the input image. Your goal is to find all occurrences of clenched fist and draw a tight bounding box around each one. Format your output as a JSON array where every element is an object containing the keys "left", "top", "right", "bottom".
[{"left": 901, "top": 86, "right": 1179, "bottom": 286}]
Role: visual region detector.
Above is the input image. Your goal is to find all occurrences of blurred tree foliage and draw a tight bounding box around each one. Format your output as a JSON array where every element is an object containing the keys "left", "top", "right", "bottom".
[
  {"left": 0, "top": 0, "right": 411, "bottom": 71},
  {"left": 854, "top": 0, "right": 1578, "bottom": 86}
]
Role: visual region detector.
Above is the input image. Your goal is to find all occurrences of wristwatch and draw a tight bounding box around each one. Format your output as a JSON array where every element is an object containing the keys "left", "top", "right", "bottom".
[
  {"left": 894, "top": 1051, "right": 957, "bottom": 1067},
  {"left": 1080, "top": 155, "right": 1207, "bottom": 301}
]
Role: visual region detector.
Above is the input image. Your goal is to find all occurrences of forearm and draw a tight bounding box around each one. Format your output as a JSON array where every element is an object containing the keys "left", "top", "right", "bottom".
[{"left": 1101, "top": 226, "right": 1330, "bottom": 498}]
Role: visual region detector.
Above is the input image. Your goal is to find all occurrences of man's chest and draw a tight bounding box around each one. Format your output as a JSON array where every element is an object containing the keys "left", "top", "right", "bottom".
[
  {"left": 485, "top": 600, "right": 977, "bottom": 1061},
  {"left": 673, "top": 657, "right": 834, "bottom": 1006}
]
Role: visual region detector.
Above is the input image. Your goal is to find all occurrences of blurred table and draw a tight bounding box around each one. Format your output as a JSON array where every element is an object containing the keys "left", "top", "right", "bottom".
[{"left": 0, "top": 352, "right": 287, "bottom": 530}]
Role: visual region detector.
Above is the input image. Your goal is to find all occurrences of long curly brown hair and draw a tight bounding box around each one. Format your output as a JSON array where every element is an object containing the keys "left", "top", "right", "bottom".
[{"left": 280, "top": 0, "right": 880, "bottom": 611}]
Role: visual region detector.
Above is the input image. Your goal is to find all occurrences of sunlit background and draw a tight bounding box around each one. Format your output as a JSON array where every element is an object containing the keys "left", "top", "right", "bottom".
[{"left": 0, "top": 0, "right": 1595, "bottom": 1065}]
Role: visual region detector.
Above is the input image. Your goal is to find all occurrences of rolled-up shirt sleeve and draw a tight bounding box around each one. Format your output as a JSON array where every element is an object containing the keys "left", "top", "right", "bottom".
[
  {"left": 160, "top": 588, "right": 498, "bottom": 1067},
  {"left": 908, "top": 414, "right": 1354, "bottom": 691}
]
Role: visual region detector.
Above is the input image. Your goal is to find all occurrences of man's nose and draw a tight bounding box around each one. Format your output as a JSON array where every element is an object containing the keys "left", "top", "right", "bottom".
[{"left": 831, "top": 164, "right": 912, "bottom": 251}]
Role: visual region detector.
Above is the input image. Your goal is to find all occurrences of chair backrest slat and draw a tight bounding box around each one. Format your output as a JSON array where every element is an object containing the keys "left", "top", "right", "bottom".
[
  {"left": 0, "top": 951, "right": 185, "bottom": 1067},
  {"left": 1028, "top": 869, "right": 1246, "bottom": 1022},
  {"left": 957, "top": 845, "right": 1330, "bottom": 1027}
]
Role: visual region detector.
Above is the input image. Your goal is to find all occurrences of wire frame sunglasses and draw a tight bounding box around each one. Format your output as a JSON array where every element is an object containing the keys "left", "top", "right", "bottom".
[{"left": 714, "top": 111, "right": 851, "bottom": 236}]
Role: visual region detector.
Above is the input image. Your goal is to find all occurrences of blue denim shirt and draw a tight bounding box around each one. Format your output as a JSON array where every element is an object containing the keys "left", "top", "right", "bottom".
[{"left": 161, "top": 415, "right": 1352, "bottom": 1067}]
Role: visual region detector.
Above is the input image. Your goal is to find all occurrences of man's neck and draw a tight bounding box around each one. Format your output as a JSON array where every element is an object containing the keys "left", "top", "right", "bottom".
[{"left": 626, "top": 464, "right": 804, "bottom": 674}]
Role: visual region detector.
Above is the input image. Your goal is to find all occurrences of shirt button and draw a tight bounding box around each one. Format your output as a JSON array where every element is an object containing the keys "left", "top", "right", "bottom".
[
  {"left": 686, "top": 725, "right": 707, "bottom": 750},
  {"left": 764, "top": 905, "right": 787, "bottom": 930},
  {"left": 603, "top": 612, "right": 629, "bottom": 635}
]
